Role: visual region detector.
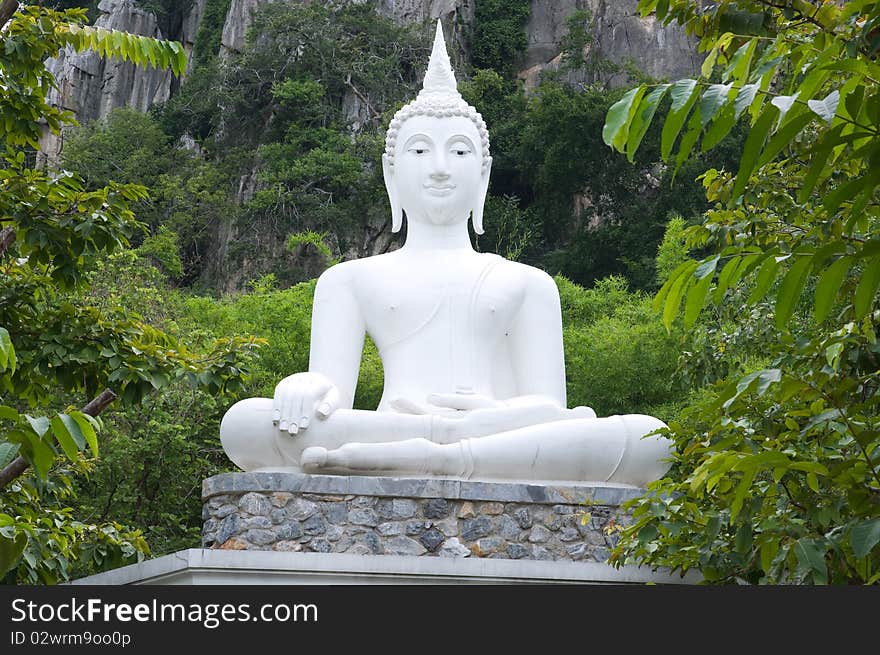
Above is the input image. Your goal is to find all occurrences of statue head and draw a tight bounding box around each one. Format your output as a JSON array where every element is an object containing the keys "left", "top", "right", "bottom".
[{"left": 383, "top": 22, "right": 492, "bottom": 234}]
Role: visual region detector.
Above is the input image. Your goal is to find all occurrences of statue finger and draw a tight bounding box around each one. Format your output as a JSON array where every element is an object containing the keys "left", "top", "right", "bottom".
[
  {"left": 288, "top": 421, "right": 299, "bottom": 435},
  {"left": 316, "top": 385, "right": 340, "bottom": 419},
  {"left": 279, "top": 394, "right": 294, "bottom": 432},
  {"left": 296, "top": 393, "right": 308, "bottom": 431}
]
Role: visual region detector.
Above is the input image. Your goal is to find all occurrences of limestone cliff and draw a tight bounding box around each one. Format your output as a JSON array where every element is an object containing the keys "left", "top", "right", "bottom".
[
  {"left": 44, "top": 0, "right": 698, "bottom": 140},
  {"left": 39, "top": 0, "right": 206, "bottom": 166}
]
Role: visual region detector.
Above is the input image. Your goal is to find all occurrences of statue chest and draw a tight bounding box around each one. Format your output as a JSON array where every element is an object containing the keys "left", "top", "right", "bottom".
[{"left": 355, "top": 256, "right": 525, "bottom": 356}]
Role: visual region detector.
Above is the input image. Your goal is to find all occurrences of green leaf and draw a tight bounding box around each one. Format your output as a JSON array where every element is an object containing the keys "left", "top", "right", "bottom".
[
  {"left": 0, "top": 532, "right": 28, "bottom": 577},
  {"left": 700, "top": 83, "right": 733, "bottom": 127},
  {"left": 806, "top": 472, "right": 820, "bottom": 493},
  {"left": 814, "top": 256, "right": 853, "bottom": 322},
  {"left": 661, "top": 79, "right": 700, "bottom": 161},
  {"left": 701, "top": 33, "right": 734, "bottom": 78},
  {"left": 722, "top": 39, "right": 757, "bottom": 84},
  {"left": 674, "top": 105, "right": 703, "bottom": 176},
  {"left": 50, "top": 415, "right": 81, "bottom": 461},
  {"left": 603, "top": 86, "right": 647, "bottom": 152},
  {"left": 854, "top": 256, "right": 880, "bottom": 319},
  {"left": 824, "top": 342, "right": 844, "bottom": 368},
  {"left": 626, "top": 84, "right": 670, "bottom": 162},
  {"left": 24, "top": 415, "right": 50, "bottom": 438},
  {"left": 0, "top": 327, "right": 15, "bottom": 373},
  {"left": 71, "top": 413, "right": 99, "bottom": 458},
  {"left": 775, "top": 256, "right": 813, "bottom": 330},
  {"left": 702, "top": 100, "right": 737, "bottom": 151},
  {"left": 798, "top": 123, "right": 845, "bottom": 203},
  {"left": 760, "top": 539, "right": 779, "bottom": 574},
  {"left": 794, "top": 539, "right": 827, "bottom": 584},
  {"left": 807, "top": 89, "right": 840, "bottom": 124},
  {"left": 653, "top": 259, "right": 696, "bottom": 313},
  {"left": 0, "top": 405, "right": 19, "bottom": 421},
  {"left": 732, "top": 103, "right": 777, "bottom": 199},
  {"left": 747, "top": 256, "right": 779, "bottom": 304},
  {"left": 734, "top": 83, "right": 759, "bottom": 119},
  {"left": 850, "top": 519, "right": 880, "bottom": 559},
  {"left": 662, "top": 261, "right": 698, "bottom": 330},
  {"left": 730, "top": 468, "right": 756, "bottom": 520},
  {"left": 685, "top": 268, "right": 714, "bottom": 329},
  {"left": 0, "top": 442, "right": 19, "bottom": 469},
  {"left": 30, "top": 436, "right": 56, "bottom": 480},
  {"left": 714, "top": 256, "right": 741, "bottom": 303},
  {"left": 59, "top": 414, "right": 86, "bottom": 450},
  {"left": 757, "top": 110, "right": 814, "bottom": 167},
  {"left": 822, "top": 167, "right": 880, "bottom": 217}
]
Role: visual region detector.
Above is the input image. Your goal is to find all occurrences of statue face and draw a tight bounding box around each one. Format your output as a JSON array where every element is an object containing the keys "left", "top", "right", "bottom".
[{"left": 389, "top": 114, "right": 486, "bottom": 227}]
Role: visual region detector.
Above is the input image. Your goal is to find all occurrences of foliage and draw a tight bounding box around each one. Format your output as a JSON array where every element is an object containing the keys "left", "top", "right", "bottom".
[
  {"left": 2, "top": 471, "right": 149, "bottom": 584},
  {"left": 471, "top": 0, "right": 531, "bottom": 75},
  {"left": 191, "top": 0, "right": 232, "bottom": 65},
  {"left": 654, "top": 215, "right": 692, "bottom": 284},
  {"left": 137, "top": 226, "right": 184, "bottom": 279},
  {"left": 603, "top": 0, "right": 880, "bottom": 584},
  {"left": 476, "top": 195, "right": 536, "bottom": 262},
  {"left": 557, "top": 276, "right": 684, "bottom": 416},
  {"left": 0, "top": 3, "right": 257, "bottom": 583}
]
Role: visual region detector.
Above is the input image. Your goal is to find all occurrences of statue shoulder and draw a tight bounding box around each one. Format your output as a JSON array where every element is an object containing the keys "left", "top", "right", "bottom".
[
  {"left": 495, "top": 259, "right": 560, "bottom": 298},
  {"left": 315, "top": 255, "right": 392, "bottom": 300},
  {"left": 316, "top": 256, "right": 381, "bottom": 284}
]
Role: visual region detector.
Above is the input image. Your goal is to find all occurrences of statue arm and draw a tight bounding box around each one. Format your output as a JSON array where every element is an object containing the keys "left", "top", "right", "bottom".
[
  {"left": 307, "top": 264, "right": 366, "bottom": 410},
  {"left": 506, "top": 269, "right": 568, "bottom": 407}
]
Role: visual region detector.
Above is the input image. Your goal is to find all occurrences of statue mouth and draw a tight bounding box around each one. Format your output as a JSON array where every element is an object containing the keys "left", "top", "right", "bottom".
[{"left": 424, "top": 184, "right": 456, "bottom": 195}]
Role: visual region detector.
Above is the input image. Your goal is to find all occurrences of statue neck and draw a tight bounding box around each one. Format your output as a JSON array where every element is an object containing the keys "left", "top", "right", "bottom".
[{"left": 401, "top": 218, "right": 474, "bottom": 253}]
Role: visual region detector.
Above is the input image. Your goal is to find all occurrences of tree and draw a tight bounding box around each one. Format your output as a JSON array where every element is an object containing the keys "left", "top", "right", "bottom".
[
  {"left": 0, "top": 1, "right": 259, "bottom": 583},
  {"left": 603, "top": 0, "right": 880, "bottom": 583}
]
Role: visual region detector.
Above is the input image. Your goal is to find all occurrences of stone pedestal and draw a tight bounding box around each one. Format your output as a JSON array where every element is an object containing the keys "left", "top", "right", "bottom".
[
  {"left": 202, "top": 472, "right": 640, "bottom": 564},
  {"left": 71, "top": 473, "right": 699, "bottom": 584}
]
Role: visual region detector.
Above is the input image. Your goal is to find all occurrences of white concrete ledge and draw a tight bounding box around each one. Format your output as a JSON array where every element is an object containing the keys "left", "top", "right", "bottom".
[{"left": 72, "top": 549, "right": 701, "bottom": 585}]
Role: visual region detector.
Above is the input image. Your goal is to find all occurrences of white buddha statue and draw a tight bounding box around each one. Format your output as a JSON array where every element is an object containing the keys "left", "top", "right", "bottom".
[{"left": 220, "top": 23, "right": 672, "bottom": 487}]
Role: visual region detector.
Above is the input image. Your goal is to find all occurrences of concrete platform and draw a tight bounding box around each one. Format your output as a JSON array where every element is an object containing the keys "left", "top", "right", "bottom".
[{"left": 72, "top": 548, "right": 700, "bottom": 585}]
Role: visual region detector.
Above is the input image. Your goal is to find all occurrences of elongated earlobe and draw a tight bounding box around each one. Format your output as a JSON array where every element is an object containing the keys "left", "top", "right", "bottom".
[
  {"left": 472, "top": 156, "right": 493, "bottom": 235},
  {"left": 382, "top": 154, "right": 403, "bottom": 232}
]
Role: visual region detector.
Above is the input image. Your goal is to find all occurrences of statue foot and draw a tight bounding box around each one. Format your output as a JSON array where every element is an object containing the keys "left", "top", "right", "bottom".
[
  {"left": 300, "top": 438, "right": 445, "bottom": 476},
  {"left": 301, "top": 447, "right": 328, "bottom": 469}
]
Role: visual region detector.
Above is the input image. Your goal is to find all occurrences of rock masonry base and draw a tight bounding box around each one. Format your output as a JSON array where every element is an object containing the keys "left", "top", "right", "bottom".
[{"left": 201, "top": 472, "right": 644, "bottom": 564}]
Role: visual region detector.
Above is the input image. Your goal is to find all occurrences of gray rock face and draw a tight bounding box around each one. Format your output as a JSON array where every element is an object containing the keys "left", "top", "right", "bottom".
[
  {"left": 39, "top": 0, "right": 175, "bottom": 165},
  {"left": 220, "top": 0, "right": 266, "bottom": 54},
  {"left": 522, "top": 0, "right": 700, "bottom": 89}
]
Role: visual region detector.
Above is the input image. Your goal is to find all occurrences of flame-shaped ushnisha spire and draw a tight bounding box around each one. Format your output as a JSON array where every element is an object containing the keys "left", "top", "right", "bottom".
[{"left": 419, "top": 20, "right": 459, "bottom": 99}]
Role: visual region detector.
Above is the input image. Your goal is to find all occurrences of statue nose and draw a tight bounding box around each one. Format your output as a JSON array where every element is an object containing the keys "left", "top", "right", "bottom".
[{"left": 430, "top": 151, "right": 450, "bottom": 179}]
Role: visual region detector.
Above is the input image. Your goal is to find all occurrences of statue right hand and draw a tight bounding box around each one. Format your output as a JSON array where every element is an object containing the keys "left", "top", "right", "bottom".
[{"left": 272, "top": 372, "right": 340, "bottom": 435}]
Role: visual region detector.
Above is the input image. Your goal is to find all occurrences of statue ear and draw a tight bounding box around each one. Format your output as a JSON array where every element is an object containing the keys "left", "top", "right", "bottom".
[
  {"left": 382, "top": 154, "right": 403, "bottom": 233},
  {"left": 471, "top": 156, "right": 492, "bottom": 235}
]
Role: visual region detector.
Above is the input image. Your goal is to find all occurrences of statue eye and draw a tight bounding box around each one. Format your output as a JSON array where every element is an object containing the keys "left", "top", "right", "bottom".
[{"left": 410, "top": 147, "right": 429, "bottom": 155}]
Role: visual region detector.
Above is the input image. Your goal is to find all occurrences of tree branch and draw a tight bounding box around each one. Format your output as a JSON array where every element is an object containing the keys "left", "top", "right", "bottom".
[
  {"left": 344, "top": 73, "right": 381, "bottom": 122},
  {"left": 0, "top": 0, "right": 18, "bottom": 32},
  {"left": 0, "top": 388, "right": 117, "bottom": 490},
  {"left": 0, "top": 227, "right": 15, "bottom": 258}
]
